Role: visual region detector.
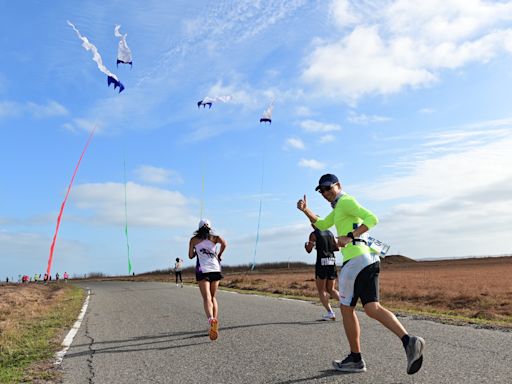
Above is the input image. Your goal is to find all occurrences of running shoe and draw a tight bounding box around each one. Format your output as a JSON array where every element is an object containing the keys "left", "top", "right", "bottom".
[
  {"left": 405, "top": 335, "right": 425, "bottom": 374},
  {"left": 332, "top": 355, "right": 366, "bottom": 373},
  {"left": 321, "top": 311, "right": 336, "bottom": 321},
  {"left": 208, "top": 318, "right": 219, "bottom": 341}
]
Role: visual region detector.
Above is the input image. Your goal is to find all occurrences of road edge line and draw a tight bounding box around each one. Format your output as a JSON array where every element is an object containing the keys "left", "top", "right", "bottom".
[{"left": 54, "top": 288, "right": 91, "bottom": 366}]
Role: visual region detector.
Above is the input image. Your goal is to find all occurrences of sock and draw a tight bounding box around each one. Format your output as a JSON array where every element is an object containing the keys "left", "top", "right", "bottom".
[
  {"left": 401, "top": 334, "right": 410, "bottom": 349},
  {"left": 350, "top": 352, "right": 362, "bottom": 362}
]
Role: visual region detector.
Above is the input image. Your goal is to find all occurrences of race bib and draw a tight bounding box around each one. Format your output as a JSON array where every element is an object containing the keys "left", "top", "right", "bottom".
[
  {"left": 321, "top": 257, "right": 335, "bottom": 266},
  {"left": 367, "top": 236, "right": 390, "bottom": 256}
]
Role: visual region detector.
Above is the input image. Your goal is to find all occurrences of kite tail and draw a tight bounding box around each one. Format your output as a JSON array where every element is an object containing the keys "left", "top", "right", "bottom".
[
  {"left": 46, "top": 125, "right": 97, "bottom": 276},
  {"left": 123, "top": 158, "right": 132, "bottom": 275}
]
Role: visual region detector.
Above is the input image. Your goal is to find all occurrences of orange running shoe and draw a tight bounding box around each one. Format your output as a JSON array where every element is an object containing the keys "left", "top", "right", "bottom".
[{"left": 208, "top": 318, "right": 219, "bottom": 341}]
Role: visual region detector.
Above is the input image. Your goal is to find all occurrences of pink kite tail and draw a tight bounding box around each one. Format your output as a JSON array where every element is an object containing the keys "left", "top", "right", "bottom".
[{"left": 46, "top": 126, "right": 97, "bottom": 276}]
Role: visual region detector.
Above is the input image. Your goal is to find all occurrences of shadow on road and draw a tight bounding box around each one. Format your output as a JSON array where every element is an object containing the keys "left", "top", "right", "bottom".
[
  {"left": 65, "top": 319, "right": 327, "bottom": 359},
  {"left": 273, "top": 369, "right": 348, "bottom": 383}
]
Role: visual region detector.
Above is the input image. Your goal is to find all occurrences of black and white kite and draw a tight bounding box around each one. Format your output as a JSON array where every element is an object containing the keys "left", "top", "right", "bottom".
[
  {"left": 197, "top": 95, "right": 232, "bottom": 109},
  {"left": 260, "top": 100, "right": 274, "bottom": 124},
  {"left": 67, "top": 21, "right": 125, "bottom": 93},
  {"left": 114, "top": 25, "right": 132, "bottom": 67}
]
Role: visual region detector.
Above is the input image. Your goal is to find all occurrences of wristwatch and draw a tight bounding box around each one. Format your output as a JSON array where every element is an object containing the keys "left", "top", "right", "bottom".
[{"left": 346, "top": 232, "right": 355, "bottom": 245}]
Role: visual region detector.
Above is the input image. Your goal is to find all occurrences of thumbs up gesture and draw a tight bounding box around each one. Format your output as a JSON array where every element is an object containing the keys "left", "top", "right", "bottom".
[{"left": 297, "top": 194, "right": 308, "bottom": 212}]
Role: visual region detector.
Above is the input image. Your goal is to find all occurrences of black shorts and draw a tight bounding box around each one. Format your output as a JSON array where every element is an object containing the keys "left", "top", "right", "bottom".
[
  {"left": 196, "top": 271, "right": 223, "bottom": 282},
  {"left": 315, "top": 265, "right": 338, "bottom": 280},
  {"left": 349, "top": 261, "right": 380, "bottom": 306}
]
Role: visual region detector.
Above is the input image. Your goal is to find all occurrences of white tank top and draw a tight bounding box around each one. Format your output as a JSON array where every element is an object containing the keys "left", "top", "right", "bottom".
[{"left": 194, "top": 238, "right": 221, "bottom": 273}]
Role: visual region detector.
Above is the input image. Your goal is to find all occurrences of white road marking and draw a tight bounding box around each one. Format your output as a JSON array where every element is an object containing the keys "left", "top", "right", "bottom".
[{"left": 54, "top": 288, "right": 90, "bottom": 365}]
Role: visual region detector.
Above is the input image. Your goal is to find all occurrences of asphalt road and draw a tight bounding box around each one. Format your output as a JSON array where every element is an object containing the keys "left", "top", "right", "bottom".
[{"left": 61, "top": 281, "right": 512, "bottom": 384}]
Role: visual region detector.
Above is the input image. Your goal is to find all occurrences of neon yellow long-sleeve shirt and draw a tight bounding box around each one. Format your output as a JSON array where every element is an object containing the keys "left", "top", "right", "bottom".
[{"left": 314, "top": 193, "right": 378, "bottom": 263}]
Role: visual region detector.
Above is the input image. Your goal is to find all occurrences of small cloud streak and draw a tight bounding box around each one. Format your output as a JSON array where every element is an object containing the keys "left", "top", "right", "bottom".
[
  {"left": 319, "top": 134, "right": 336, "bottom": 143},
  {"left": 300, "top": 119, "right": 341, "bottom": 132},
  {"left": 0, "top": 100, "right": 68, "bottom": 119},
  {"left": 284, "top": 137, "right": 305, "bottom": 150},
  {"left": 299, "top": 158, "right": 325, "bottom": 169},
  {"left": 348, "top": 111, "right": 391, "bottom": 125},
  {"left": 134, "top": 165, "right": 184, "bottom": 184}
]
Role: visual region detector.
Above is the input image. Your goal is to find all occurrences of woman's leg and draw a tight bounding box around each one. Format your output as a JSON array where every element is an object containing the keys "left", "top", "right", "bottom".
[
  {"left": 198, "top": 280, "right": 214, "bottom": 319},
  {"left": 209, "top": 280, "right": 221, "bottom": 319}
]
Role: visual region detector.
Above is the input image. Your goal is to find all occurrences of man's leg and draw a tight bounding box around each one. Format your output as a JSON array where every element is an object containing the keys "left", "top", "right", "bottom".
[
  {"left": 363, "top": 302, "right": 407, "bottom": 338},
  {"left": 315, "top": 278, "right": 332, "bottom": 312},
  {"left": 340, "top": 304, "right": 361, "bottom": 353}
]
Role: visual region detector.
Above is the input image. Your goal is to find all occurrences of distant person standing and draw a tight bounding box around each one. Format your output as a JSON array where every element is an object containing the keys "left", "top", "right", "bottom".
[
  {"left": 174, "top": 258, "right": 184, "bottom": 287},
  {"left": 188, "top": 219, "right": 227, "bottom": 341},
  {"left": 305, "top": 225, "right": 340, "bottom": 321},
  {"left": 297, "top": 173, "right": 425, "bottom": 375},
  {"left": 55, "top": 272, "right": 60, "bottom": 281},
  {"left": 63, "top": 272, "right": 69, "bottom": 282}
]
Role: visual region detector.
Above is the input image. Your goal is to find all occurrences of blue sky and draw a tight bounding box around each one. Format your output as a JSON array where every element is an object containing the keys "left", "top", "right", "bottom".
[{"left": 2, "top": 0, "right": 512, "bottom": 279}]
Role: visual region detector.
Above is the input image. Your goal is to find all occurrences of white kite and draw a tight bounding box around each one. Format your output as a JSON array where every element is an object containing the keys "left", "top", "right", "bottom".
[
  {"left": 260, "top": 99, "right": 274, "bottom": 124},
  {"left": 114, "top": 25, "right": 132, "bottom": 67},
  {"left": 197, "top": 95, "right": 232, "bottom": 109},
  {"left": 67, "top": 21, "right": 125, "bottom": 93}
]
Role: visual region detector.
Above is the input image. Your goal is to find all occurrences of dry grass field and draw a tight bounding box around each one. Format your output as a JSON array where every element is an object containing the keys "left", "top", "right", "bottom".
[
  {"left": 113, "top": 255, "right": 512, "bottom": 327},
  {"left": 217, "top": 256, "right": 512, "bottom": 326}
]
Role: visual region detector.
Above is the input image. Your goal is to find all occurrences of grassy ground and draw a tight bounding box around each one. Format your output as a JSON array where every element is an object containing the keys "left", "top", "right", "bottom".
[{"left": 0, "top": 283, "right": 84, "bottom": 384}]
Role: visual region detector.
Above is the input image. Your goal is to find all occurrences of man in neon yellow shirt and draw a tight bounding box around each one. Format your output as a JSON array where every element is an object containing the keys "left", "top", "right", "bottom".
[{"left": 297, "top": 173, "right": 425, "bottom": 375}]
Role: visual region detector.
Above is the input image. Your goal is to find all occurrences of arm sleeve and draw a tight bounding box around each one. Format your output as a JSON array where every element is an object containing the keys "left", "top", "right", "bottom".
[
  {"left": 342, "top": 197, "right": 379, "bottom": 229},
  {"left": 313, "top": 210, "right": 335, "bottom": 231}
]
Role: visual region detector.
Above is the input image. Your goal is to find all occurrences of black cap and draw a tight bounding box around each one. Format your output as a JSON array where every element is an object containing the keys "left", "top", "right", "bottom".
[{"left": 315, "top": 174, "right": 339, "bottom": 191}]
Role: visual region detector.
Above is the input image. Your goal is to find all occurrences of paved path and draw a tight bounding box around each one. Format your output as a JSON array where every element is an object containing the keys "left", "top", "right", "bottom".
[{"left": 61, "top": 281, "right": 512, "bottom": 383}]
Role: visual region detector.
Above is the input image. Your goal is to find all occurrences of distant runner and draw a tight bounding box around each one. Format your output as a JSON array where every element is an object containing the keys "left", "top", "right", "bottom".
[
  {"left": 188, "top": 219, "right": 227, "bottom": 341},
  {"left": 305, "top": 225, "right": 340, "bottom": 321},
  {"left": 297, "top": 173, "right": 425, "bottom": 375},
  {"left": 174, "top": 258, "right": 184, "bottom": 287}
]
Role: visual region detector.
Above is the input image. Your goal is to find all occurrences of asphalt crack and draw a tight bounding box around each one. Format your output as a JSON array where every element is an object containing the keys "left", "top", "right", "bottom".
[{"left": 84, "top": 317, "right": 96, "bottom": 384}]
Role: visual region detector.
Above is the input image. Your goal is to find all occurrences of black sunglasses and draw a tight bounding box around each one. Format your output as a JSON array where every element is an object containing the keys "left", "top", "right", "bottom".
[{"left": 318, "top": 184, "right": 335, "bottom": 193}]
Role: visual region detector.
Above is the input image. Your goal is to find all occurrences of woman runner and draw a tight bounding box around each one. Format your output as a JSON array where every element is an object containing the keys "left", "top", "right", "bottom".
[{"left": 188, "top": 219, "right": 227, "bottom": 340}]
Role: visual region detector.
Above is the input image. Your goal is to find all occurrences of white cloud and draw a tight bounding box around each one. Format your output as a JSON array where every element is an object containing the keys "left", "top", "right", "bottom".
[
  {"left": 348, "top": 111, "right": 391, "bottom": 125},
  {"left": 302, "top": 0, "right": 512, "bottom": 102},
  {"left": 299, "top": 158, "right": 325, "bottom": 170},
  {"left": 300, "top": 119, "right": 341, "bottom": 132},
  {"left": 283, "top": 137, "right": 305, "bottom": 150},
  {"left": 418, "top": 107, "right": 435, "bottom": 114},
  {"left": 0, "top": 100, "right": 68, "bottom": 119},
  {"left": 319, "top": 134, "right": 336, "bottom": 143},
  {"left": 71, "top": 182, "right": 196, "bottom": 228},
  {"left": 351, "top": 119, "right": 512, "bottom": 258},
  {"left": 329, "top": 0, "right": 360, "bottom": 28},
  {"left": 134, "top": 165, "right": 183, "bottom": 184},
  {"left": 294, "top": 106, "right": 313, "bottom": 117},
  {"left": 26, "top": 100, "right": 68, "bottom": 118},
  {"left": 62, "top": 118, "right": 99, "bottom": 134}
]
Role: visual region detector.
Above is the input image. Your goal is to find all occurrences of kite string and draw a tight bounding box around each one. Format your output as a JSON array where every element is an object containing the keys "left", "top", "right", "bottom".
[
  {"left": 46, "top": 125, "right": 97, "bottom": 276},
  {"left": 200, "top": 153, "right": 205, "bottom": 219},
  {"left": 123, "top": 157, "right": 132, "bottom": 275},
  {"left": 251, "top": 144, "right": 266, "bottom": 270}
]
